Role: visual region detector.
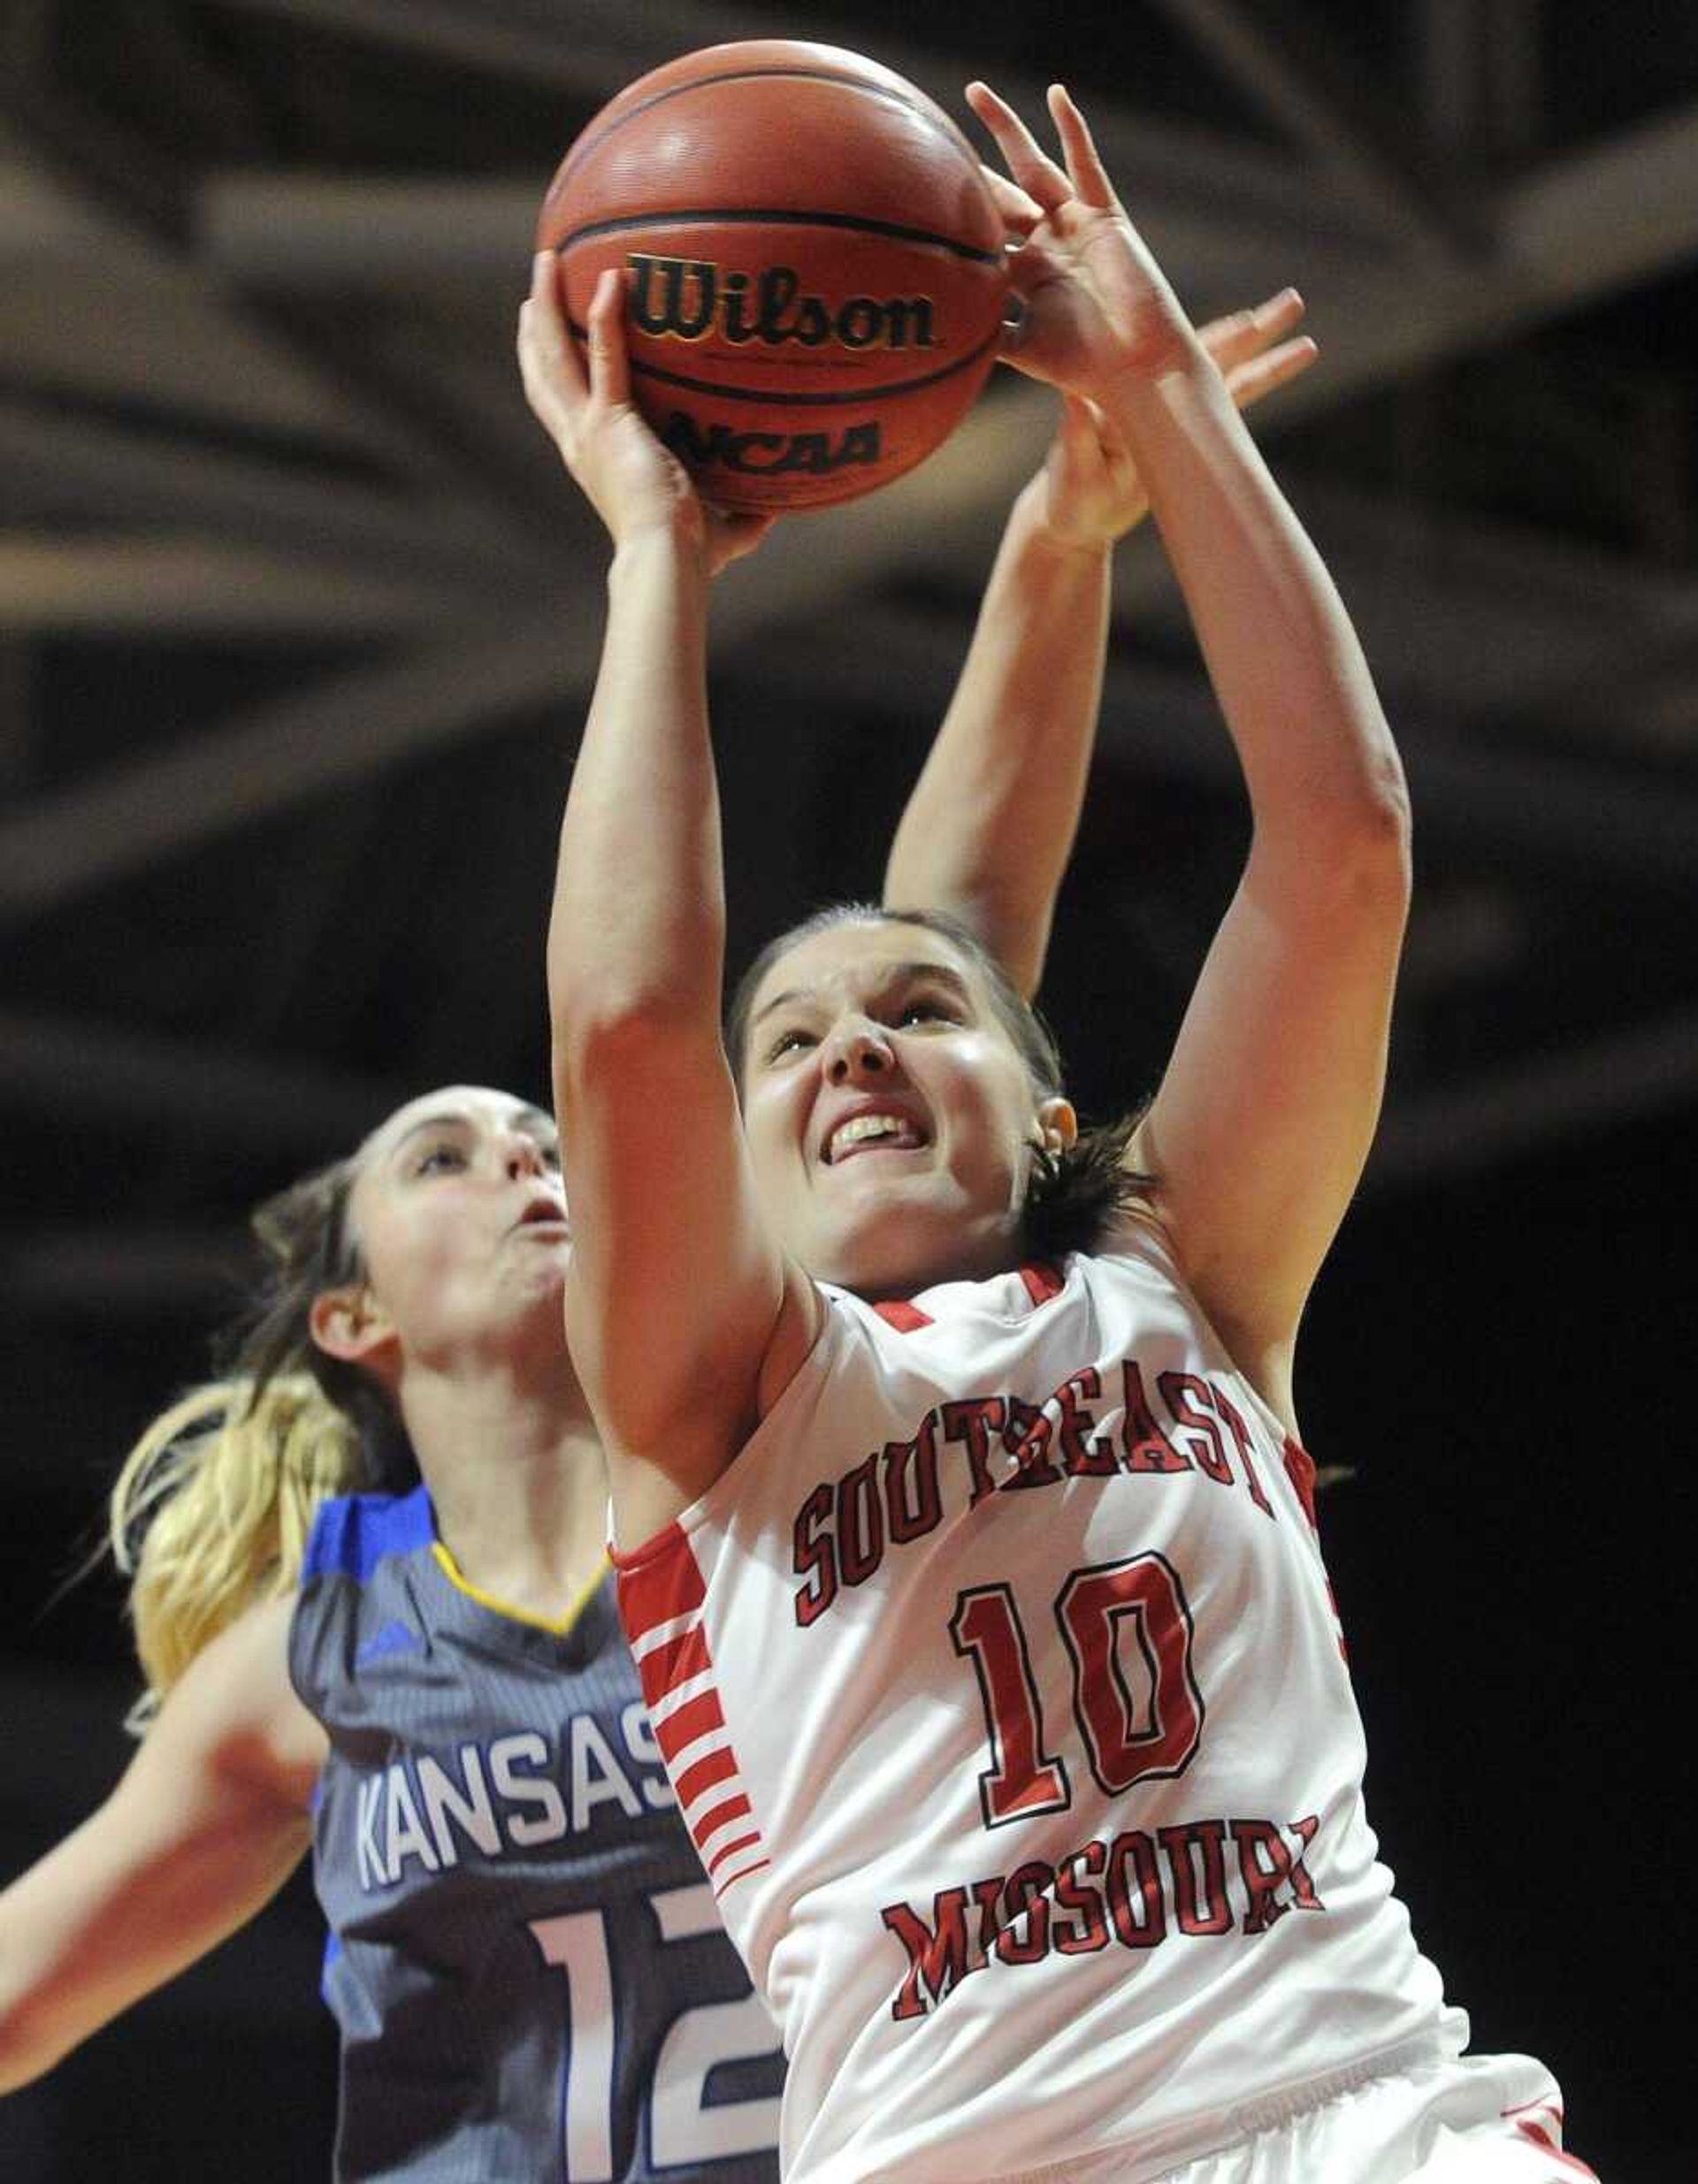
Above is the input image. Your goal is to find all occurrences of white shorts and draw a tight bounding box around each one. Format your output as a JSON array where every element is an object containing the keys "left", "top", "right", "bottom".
[{"left": 993, "top": 2050, "right": 1596, "bottom": 2184}]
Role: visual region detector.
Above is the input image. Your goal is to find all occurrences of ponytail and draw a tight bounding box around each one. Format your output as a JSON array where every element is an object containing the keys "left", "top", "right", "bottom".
[
  {"left": 109, "top": 1375, "right": 365, "bottom": 1729},
  {"left": 105, "top": 1153, "right": 414, "bottom": 1731}
]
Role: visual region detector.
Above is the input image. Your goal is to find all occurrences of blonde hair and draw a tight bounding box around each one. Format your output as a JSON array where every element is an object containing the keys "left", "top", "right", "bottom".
[
  {"left": 109, "top": 1375, "right": 365, "bottom": 1728},
  {"left": 104, "top": 1153, "right": 414, "bottom": 1731}
]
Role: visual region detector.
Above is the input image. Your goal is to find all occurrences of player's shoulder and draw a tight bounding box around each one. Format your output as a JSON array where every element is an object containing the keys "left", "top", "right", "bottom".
[{"left": 301, "top": 1479, "right": 434, "bottom": 1590}]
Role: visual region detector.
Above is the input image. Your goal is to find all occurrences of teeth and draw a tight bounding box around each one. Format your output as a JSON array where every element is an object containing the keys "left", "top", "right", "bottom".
[{"left": 829, "top": 1113, "right": 912, "bottom": 1161}]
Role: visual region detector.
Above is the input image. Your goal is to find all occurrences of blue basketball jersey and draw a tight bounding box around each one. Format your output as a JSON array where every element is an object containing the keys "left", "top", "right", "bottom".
[{"left": 290, "top": 1484, "right": 783, "bottom": 2182}]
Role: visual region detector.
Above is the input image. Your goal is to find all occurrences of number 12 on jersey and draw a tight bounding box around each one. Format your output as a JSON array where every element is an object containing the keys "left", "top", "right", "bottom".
[{"left": 530, "top": 1883, "right": 780, "bottom": 2178}]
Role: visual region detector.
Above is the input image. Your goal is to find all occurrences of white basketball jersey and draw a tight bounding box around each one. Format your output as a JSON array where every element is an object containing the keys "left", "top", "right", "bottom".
[{"left": 616, "top": 1229, "right": 1464, "bottom": 2184}]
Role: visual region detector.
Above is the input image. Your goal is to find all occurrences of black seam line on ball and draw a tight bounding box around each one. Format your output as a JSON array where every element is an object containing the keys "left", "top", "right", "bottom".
[
  {"left": 564, "top": 321, "right": 1003, "bottom": 405},
  {"left": 549, "top": 209, "right": 1003, "bottom": 267},
  {"left": 554, "top": 67, "right": 960, "bottom": 188}
]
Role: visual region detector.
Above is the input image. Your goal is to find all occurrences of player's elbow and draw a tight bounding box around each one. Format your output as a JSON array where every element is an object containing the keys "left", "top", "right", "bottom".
[
  {"left": 0, "top": 1986, "right": 75, "bottom": 2095},
  {"left": 1340, "top": 770, "right": 1411, "bottom": 898},
  {"left": 1254, "top": 776, "right": 1411, "bottom": 935},
  {"left": 1297, "top": 755, "right": 1413, "bottom": 911},
  {"left": 551, "top": 990, "right": 721, "bottom": 1123}
]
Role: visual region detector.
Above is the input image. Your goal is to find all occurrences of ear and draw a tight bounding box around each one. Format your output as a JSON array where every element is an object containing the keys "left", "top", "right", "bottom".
[
  {"left": 309, "top": 1284, "right": 396, "bottom": 1368},
  {"left": 1036, "top": 1097, "right": 1078, "bottom": 1153}
]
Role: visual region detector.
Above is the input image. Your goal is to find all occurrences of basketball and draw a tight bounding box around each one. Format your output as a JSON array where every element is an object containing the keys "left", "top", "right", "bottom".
[{"left": 536, "top": 41, "right": 1010, "bottom": 512}]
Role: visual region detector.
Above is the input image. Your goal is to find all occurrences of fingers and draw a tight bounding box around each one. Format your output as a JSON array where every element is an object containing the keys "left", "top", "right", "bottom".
[
  {"left": 967, "top": 80, "right": 1120, "bottom": 218},
  {"left": 980, "top": 164, "right": 1044, "bottom": 238},
  {"left": 1198, "top": 288, "right": 1305, "bottom": 372},
  {"left": 585, "top": 264, "right": 631, "bottom": 407},
  {"left": 1195, "top": 290, "right": 1318, "bottom": 412},
  {"left": 519, "top": 256, "right": 634, "bottom": 428},
  {"left": 1044, "top": 83, "right": 1118, "bottom": 212},
  {"left": 966, "top": 80, "right": 1074, "bottom": 215},
  {"left": 1058, "top": 392, "right": 1104, "bottom": 457},
  {"left": 708, "top": 510, "right": 779, "bottom": 577},
  {"left": 1225, "top": 333, "right": 1319, "bottom": 412},
  {"left": 518, "top": 250, "right": 585, "bottom": 433}
]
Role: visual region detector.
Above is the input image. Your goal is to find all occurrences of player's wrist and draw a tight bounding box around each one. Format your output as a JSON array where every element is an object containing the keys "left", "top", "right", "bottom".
[{"left": 1012, "top": 477, "right": 1116, "bottom": 564}]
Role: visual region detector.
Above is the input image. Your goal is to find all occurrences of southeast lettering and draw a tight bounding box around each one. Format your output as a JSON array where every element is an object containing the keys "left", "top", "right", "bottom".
[{"left": 793, "top": 1360, "right": 1288, "bottom": 1625}]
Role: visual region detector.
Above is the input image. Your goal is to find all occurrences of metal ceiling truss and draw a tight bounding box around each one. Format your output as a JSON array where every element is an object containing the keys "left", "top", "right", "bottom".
[{"left": 3, "top": 2, "right": 1695, "bottom": 1196}]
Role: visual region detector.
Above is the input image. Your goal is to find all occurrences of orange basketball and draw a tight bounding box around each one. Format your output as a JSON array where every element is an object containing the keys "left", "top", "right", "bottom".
[{"left": 537, "top": 41, "right": 1010, "bottom": 512}]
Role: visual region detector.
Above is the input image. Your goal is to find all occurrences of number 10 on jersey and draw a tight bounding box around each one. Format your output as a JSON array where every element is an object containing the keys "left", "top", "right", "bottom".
[{"left": 950, "top": 1551, "right": 1205, "bottom": 1828}]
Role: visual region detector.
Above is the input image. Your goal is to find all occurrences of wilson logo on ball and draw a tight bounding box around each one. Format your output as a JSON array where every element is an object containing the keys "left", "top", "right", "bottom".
[{"left": 629, "top": 256, "right": 937, "bottom": 352}]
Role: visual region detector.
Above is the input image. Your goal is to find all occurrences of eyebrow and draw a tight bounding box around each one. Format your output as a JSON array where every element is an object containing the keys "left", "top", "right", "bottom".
[{"left": 750, "top": 959, "right": 974, "bottom": 1029}]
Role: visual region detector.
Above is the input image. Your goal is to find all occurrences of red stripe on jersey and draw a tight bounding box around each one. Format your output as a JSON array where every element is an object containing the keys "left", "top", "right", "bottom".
[
  {"left": 1281, "top": 1436, "right": 1320, "bottom": 1532},
  {"left": 639, "top": 1625, "right": 711, "bottom": 1709},
  {"left": 874, "top": 1298, "right": 933, "bottom": 1331},
  {"left": 1019, "top": 1261, "right": 1065, "bottom": 1307},
  {"left": 707, "top": 1829, "right": 767, "bottom": 1882},
  {"left": 610, "top": 1513, "right": 769, "bottom": 1899},
  {"left": 692, "top": 1791, "right": 753, "bottom": 1846},
  {"left": 613, "top": 1523, "right": 707, "bottom": 1638},
  {"left": 1503, "top": 2098, "right": 1564, "bottom": 2123},
  {"left": 675, "top": 1744, "right": 738, "bottom": 1807},
  {"left": 1503, "top": 2101, "right": 1597, "bottom": 2178},
  {"left": 653, "top": 1689, "right": 725, "bottom": 1763}
]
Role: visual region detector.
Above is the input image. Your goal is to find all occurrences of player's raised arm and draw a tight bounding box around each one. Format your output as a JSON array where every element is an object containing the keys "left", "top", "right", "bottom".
[
  {"left": 884, "top": 295, "right": 1316, "bottom": 1000},
  {"left": 522, "top": 260, "right": 817, "bottom": 1548},
  {"left": 0, "top": 1592, "right": 319, "bottom": 2092},
  {"left": 969, "top": 84, "right": 1411, "bottom": 1425}
]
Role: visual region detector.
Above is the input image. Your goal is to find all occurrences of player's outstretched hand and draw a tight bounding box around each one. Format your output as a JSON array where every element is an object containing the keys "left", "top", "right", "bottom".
[
  {"left": 1033, "top": 291, "right": 1317, "bottom": 551},
  {"left": 519, "top": 256, "right": 774, "bottom": 577},
  {"left": 968, "top": 80, "right": 1199, "bottom": 399}
]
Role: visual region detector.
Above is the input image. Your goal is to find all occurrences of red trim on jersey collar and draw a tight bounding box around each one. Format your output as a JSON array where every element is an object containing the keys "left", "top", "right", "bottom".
[
  {"left": 873, "top": 1296, "right": 934, "bottom": 1331},
  {"left": 871, "top": 1261, "right": 1064, "bottom": 1332},
  {"left": 612, "top": 1521, "right": 705, "bottom": 1621}
]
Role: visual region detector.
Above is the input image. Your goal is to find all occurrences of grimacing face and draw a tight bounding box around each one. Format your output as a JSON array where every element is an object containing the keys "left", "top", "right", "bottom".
[
  {"left": 738, "top": 920, "right": 1074, "bottom": 1297},
  {"left": 314, "top": 1085, "right": 570, "bottom": 1381}
]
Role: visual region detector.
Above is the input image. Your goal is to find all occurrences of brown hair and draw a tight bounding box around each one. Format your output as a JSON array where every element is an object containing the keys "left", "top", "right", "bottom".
[{"left": 726, "top": 903, "right": 1153, "bottom": 1261}]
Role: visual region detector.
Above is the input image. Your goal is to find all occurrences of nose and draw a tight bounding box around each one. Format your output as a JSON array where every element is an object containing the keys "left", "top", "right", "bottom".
[
  {"left": 502, "top": 1133, "right": 548, "bottom": 1183},
  {"left": 822, "top": 1015, "right": 893, "bottom": 1086}
]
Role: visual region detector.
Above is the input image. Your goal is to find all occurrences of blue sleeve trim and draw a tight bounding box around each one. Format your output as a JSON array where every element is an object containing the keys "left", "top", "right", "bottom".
[{"left": 302, "top": 1482, "right": 435, "bottom": 1586}]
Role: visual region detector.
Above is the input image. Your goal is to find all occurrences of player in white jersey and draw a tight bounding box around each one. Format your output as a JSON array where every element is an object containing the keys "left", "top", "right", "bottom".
[
  {"left": 0, "top": 259, "right": 1312, "bottom": 2179},
  {"left": 531, "top": 74, "right": 1596, "bottom": 2184}
]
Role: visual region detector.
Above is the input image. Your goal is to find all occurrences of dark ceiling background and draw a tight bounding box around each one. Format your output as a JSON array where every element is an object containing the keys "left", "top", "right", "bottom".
[{"left": 2, "top": 1, "right": 1694, "bottom": 2176}]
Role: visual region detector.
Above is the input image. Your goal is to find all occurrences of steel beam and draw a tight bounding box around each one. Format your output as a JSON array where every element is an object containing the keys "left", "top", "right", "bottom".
[{"left": 0, "top": 535, "right": 486, "bottom": 636}]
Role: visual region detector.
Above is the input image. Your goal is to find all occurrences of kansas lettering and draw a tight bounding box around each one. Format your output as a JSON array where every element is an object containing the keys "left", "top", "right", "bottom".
[{"left": 356, "top": 1702, "right": 674, "bottom": 1889}]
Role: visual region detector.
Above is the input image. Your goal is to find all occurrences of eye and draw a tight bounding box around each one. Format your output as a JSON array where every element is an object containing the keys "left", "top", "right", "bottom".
[
  {"left": 412, "top": 1141, "right": 467, "bottom": 1176},
  {"left": 897, "top": 992, "right": 960, "bottom": 1028},
  {"left": 763, "top": 1025, "right": 817, "bottom": 1065},
  {"left": 539, "top": 1142, "right": 563, "bottom": 1170}
]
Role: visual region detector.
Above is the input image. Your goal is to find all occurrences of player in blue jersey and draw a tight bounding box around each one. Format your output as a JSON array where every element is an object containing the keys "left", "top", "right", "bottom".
[{"left": 0, "top": 271, "right": 1311, "bottom": 2176}]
